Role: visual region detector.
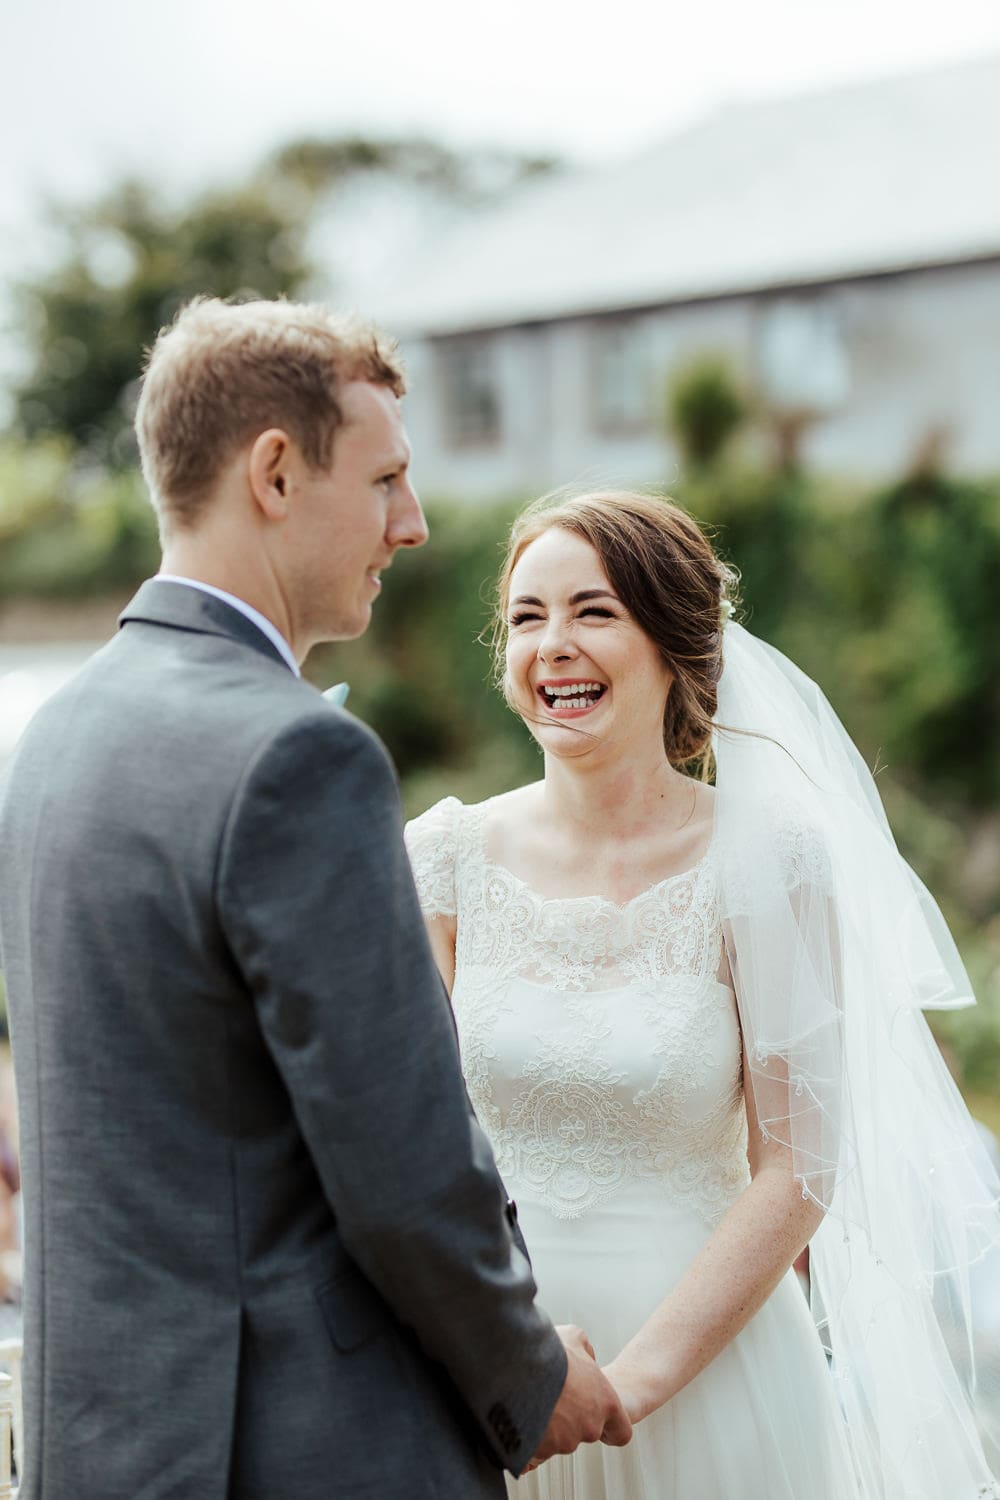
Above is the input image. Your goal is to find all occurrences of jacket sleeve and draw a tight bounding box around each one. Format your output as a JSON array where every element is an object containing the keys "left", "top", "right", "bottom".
[{"left": 215, "top": 706, "right": 566, "bottom": 1473}]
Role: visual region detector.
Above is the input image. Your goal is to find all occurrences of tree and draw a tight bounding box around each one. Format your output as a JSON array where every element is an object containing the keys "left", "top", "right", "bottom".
[
  {"left": 12, "top": 176, "right": 313, "bottom": 467},
  {"left": 0, "top": 435, "right": 158, "bottom": 599},
  {"left": 11, "top": 135, "right": 558, "bottom": 468},
  {"left": 268, "top": 134, "right": 556, "bottom": 202},
  {"left": 667, "top": 355, "right": 748, "bottom": 469}
]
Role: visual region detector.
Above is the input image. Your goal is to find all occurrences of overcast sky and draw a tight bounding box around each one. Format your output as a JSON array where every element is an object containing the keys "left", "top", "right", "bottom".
[{"left": 4, "top": 0, "right": 1000, "bottom": 319}]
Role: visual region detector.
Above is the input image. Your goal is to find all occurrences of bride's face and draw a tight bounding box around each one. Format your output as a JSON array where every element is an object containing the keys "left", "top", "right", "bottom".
[{"left": 504, "top": 527, "right": 673, "bottom": 761}]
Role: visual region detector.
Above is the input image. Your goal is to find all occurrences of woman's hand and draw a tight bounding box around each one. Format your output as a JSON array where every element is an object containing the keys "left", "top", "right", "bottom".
[{"left": 601, "top": 1355, "right": 663, "bottom": 1426}]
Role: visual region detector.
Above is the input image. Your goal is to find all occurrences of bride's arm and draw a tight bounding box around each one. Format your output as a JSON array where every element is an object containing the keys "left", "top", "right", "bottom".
[
  {"left": 423, "top": 913, "right": 457, "bottom": 994},
  {"left": 603, "top": 1042, "right": 823, "bottom": 1423}
]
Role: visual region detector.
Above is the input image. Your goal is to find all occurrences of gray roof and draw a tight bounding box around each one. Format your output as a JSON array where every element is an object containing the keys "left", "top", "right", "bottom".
[{"left": 373, "top": 54, "right": 1000, "bottom": 336}]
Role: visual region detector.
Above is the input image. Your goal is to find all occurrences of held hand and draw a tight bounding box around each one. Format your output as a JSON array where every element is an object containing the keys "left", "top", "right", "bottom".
[
  {"left": 526, "top": 1325, "right": 632, "bottom": 1471},
  {"left": 601, "top": 1355, "right": 658, "bottom": 1426}
]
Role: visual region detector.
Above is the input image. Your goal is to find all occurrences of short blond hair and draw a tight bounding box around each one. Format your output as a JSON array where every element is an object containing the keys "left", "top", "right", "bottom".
[{"left": 134, "top": 296, "right": 406, "bottom": 531}]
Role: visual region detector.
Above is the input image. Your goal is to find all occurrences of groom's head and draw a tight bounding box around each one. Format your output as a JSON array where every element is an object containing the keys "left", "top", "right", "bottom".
[{"left": 135, "top": 296, "right": 427, "bottom": 643}]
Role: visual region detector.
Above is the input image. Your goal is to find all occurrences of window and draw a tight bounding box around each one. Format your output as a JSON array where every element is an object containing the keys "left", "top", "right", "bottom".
[
  {"left": 439, "top": 338, "right": 501, "bottom": 446},
  {"left": 755, "top": 298, "right": 849, "bottom": 414},
  {"left": 591, "top": 321, "right": 651, "bottom": 434}
]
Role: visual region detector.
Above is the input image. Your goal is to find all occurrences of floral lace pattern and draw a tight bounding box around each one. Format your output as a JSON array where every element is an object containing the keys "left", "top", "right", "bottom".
[
  {"left": 714, "top": 792, "right": 835, "bottom": 918},
  {"left": 404, "top": 794, "right": 461, "bottom": 918},
  {"left": 405, "top": 797, "right": 751, "bottom": 1223}
]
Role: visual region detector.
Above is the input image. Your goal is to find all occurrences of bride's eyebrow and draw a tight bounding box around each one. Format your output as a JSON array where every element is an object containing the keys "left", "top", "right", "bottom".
[{"left": 510, "top": 589, "right": 620, "bottom": 606}]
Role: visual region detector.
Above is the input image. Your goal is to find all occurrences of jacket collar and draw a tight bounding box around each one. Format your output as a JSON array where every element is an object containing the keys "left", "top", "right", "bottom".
[{"left": 118, "top": 577, "right": 292, "bottom": 672}]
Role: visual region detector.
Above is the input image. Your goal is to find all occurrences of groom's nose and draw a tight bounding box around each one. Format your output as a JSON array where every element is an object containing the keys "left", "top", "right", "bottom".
[{"left": 388, "top": 476, "right": 429, "bottom": 551}]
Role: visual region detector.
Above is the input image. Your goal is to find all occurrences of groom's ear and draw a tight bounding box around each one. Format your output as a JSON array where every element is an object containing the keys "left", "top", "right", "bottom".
[{"left": 248, "top": 428, "right": 295, "bottom": 520}]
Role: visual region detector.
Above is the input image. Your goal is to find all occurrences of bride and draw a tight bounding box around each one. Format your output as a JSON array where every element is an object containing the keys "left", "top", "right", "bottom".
[{"left": 404, "top": 489, "right": 1000, "bottom": 1499}]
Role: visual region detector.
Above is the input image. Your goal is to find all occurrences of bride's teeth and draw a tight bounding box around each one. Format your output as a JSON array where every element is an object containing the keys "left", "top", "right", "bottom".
[
  {"left": 539, "top": 682, "right": 605, "bottom": 708},
  {"left": 541, "top": 682, "right": 606, "bottom": 703}
]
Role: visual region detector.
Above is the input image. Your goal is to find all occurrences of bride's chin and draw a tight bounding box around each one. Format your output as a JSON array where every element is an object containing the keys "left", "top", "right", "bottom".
[{"left": 529, "top": 723, "right": 600, "bottom": 757}]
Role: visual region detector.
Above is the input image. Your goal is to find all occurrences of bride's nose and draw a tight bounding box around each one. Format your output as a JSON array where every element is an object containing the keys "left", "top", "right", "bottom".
[{"left": 538, "top": 619, "right": 577, "bottom": 664}]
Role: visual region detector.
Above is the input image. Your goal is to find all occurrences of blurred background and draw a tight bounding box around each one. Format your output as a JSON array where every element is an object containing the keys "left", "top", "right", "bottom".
[{"left": 1, "top": 0, "right": 999, "bottom": 1247}]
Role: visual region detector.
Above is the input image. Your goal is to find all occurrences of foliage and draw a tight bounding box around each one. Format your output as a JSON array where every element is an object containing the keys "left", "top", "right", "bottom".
[
  {"left": 13, "top": 178, "right": 313, "bottom": 468},
  {"left": 305, "top": 497, "right": 540, "bottom": 797},
  {"left": 680, "top": 466, "right": 1000, "bottom": 815},
  {"left": 269, "top": 134, "right": 558, "bottom": 202},
  {"left": 10, "top": 135, "right": 559, "bottom": 471},
  {"left": 666, "top": 355, "right": 749, "bottom": 468},
  {"left": 865, "top": 473, "right": 1000, "bottom": 808},
  {"left": 934, "top": 971, "right": 1000, "bottom": 1099},
  {"left": 0, "top": 433, "right": 75, "bottom": 543},
  {"left": 0, "top": 436, "right": 159, "bottom": 598}
]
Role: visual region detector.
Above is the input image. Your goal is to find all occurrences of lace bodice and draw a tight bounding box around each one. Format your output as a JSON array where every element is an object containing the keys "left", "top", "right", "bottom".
[{"left": 405, "top": 797, "right": 750, "bottom": 1223}]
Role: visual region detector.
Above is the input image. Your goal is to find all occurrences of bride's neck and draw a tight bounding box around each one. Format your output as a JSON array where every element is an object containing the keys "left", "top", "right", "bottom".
[{"left": 540, "top": 746, "right": 694, "bottom": 842}]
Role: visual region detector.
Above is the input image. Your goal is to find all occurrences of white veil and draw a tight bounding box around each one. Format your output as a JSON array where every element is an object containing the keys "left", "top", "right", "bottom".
[{"left": 714, "top": 623, "right": 1000, "bottom": 1499}]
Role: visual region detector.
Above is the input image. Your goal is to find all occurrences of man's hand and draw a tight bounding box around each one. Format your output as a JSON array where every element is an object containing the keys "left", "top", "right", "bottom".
[{"left": 525, "top": 1325, "right": 632, "bottom": 1471}]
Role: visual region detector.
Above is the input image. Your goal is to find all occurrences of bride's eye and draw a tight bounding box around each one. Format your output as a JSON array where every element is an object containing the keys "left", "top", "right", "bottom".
[
  {"left": 579, "top": 607, "right": 614, "bottom": 619},
  {"left": 509, "top": 612, "right": 542, "bottom": 626}
]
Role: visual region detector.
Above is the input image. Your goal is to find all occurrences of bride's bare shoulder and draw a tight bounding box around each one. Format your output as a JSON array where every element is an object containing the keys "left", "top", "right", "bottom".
[{"left": 474, "top": 782, "right": 545, "bottom": 845}]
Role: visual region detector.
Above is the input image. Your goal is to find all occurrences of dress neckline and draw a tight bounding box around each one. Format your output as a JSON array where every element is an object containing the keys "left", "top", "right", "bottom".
[{"left": 466, "top": 799, "right": 716, "bottom": 912}]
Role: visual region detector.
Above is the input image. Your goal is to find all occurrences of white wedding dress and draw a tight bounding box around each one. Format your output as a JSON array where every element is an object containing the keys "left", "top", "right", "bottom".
[{"left": 405, "top": 795, "right": 860, "bottom": 1500}]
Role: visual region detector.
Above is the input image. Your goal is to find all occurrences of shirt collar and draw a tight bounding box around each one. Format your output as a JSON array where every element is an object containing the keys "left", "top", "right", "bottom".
[{"left": 155, "top": 575, "right": 300, "bottom": 677}]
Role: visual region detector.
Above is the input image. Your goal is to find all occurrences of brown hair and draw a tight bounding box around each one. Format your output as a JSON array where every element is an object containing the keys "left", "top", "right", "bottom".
[
  {"left": 134, "top": 296, "right": 406, "bottom": 533},
  {"left": 493, "top": 489, "right": 738, "bottom": 775}
]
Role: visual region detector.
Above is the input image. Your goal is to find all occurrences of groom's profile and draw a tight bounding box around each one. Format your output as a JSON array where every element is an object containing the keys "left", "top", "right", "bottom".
[{"left": 0, "top": 298, "right": 630, "bottom": 1498}]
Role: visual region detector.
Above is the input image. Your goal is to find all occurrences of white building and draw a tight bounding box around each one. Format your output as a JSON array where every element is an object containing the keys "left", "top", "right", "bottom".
[{"left": 372, "top": 55, "right": 1000, "bottom": 500}]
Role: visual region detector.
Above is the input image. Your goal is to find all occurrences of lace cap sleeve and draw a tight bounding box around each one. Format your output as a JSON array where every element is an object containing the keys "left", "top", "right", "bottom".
[
  {"left": 404, "top": 796, "right": 462, "bottom": 919},
  {"left": 717, "top": 792, "right": 834, "bottom": 917},
  {"left": 766, "top": 793, "right": 835, "bottom": 894}
]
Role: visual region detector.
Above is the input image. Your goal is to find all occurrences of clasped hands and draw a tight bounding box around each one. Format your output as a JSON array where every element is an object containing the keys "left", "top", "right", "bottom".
[{"left": 523, "top": 1325, "right": 633, "bottom": 1474}]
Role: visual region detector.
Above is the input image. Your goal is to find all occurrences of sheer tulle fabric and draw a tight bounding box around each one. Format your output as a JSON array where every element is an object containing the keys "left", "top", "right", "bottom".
[{"left": 715, "top": 624, "right": 1000, "bottom": 1496}]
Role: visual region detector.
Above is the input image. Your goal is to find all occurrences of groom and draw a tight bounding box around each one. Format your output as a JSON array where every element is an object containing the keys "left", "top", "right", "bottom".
[{"left": 0, "top": 297, "right": 630, "bottom": 1498}]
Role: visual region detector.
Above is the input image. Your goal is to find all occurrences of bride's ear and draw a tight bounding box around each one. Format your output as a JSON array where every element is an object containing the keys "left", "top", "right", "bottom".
[{"left": 660, "top": 666, "right": 676, "bottom": 712}]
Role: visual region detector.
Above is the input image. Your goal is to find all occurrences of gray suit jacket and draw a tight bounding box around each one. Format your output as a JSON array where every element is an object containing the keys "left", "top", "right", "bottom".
[{"left": 0, "top": 580, "right": 567, "bottom": 1499}]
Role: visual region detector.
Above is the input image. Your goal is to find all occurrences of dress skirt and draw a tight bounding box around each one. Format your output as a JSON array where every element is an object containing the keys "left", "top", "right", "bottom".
[{"left": 508, "top": 1180, "right": 859, "bottom": 1500}]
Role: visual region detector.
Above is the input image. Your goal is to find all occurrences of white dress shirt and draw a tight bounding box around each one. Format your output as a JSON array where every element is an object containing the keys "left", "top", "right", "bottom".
[{"left": 156, "top": 574, "right": 300, "bottom": 677}]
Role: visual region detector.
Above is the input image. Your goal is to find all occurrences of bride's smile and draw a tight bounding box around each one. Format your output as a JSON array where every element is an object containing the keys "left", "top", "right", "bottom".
[{"left": 535, "top": 679, "right": 608, "bottom": 716}]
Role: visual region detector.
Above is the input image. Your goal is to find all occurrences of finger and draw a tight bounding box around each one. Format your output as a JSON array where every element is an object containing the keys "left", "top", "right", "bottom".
[
  {"left": 556, "top": 1323, "right": 586, "bottom": 1348},
  {"left": 601, "top": 1406, "right": 633, "bottom": 1447},
  {"left": 558, "top": 1330, "right": 597, "bottom": 1366}
]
